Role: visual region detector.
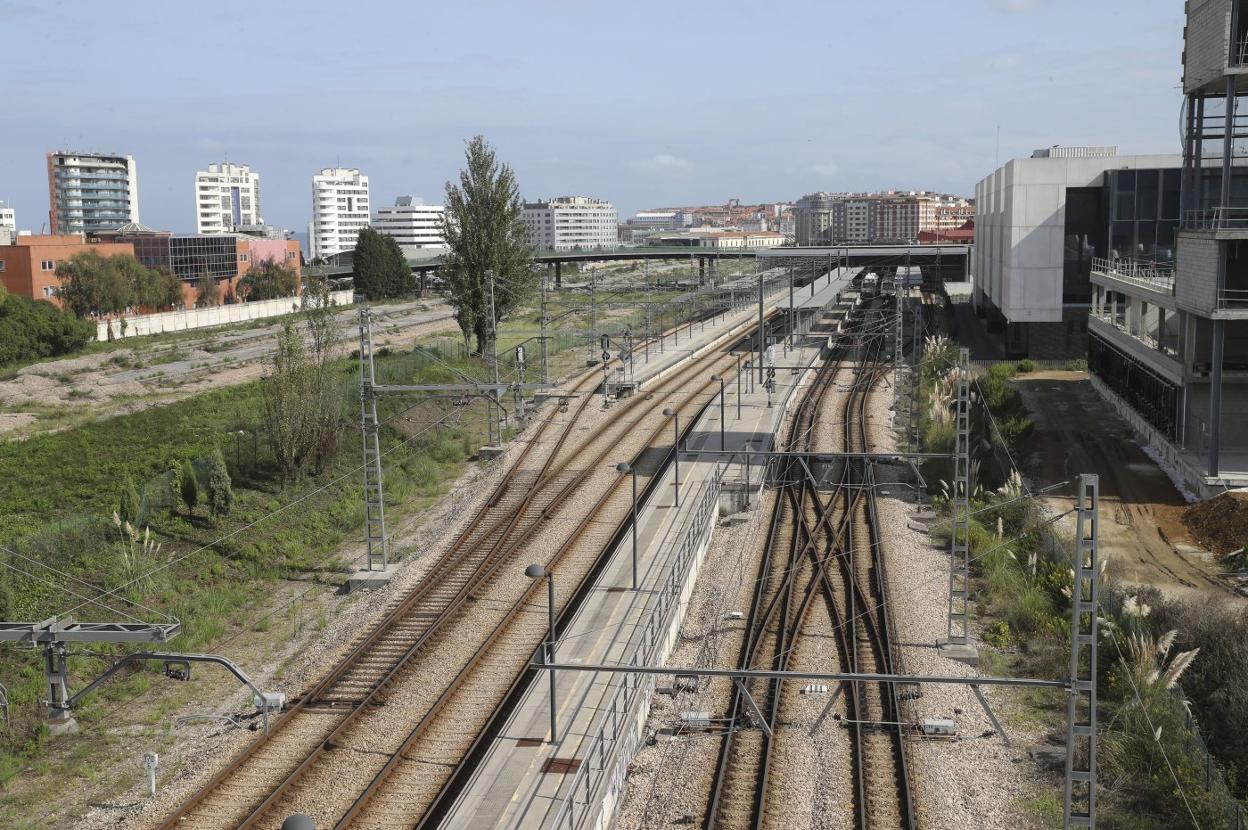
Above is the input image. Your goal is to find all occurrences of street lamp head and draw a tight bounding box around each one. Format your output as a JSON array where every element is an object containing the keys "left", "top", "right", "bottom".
[
  {"left": 662, "top": 407, "right": 676, "bottom": 417},
  {"left": 730, "top": 351, "right": 738, "bottom": 357},
  {"left": 525, "top": 564, "right": 548, "bottom": 579},
  {"left": 711, "top": 374, "right": 722, "bottom": 382},
  {"left": 615, "top": 462, "right": 632, "bottom": 473}
]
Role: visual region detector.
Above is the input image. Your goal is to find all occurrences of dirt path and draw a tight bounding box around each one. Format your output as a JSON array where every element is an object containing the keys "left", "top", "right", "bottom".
[
  {"left": 1013, "top": 370, "right": 1239, "bottom": 602},
  {"left": 0, "top": 300, "right": 457, "bottom": 439}
]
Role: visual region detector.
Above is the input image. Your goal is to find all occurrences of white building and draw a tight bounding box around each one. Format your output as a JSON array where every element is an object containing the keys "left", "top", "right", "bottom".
[
  {"left": 0, "top": 202, "right": 14, "bottom": 245},
  {"left": 973, "top": 148, "right": 1180, "bottom": 357},
  {"left": 372, "top": 196, "right": 446, "bottom": 258},
  {"left": 522, "top": 196, "right": 618, "bottom": 250},
  {"left": 310, "top": 167, "right": 370, "bottom": 259},
  {"left": 194, "top": 163, "right": 262, "bottom": 234}
]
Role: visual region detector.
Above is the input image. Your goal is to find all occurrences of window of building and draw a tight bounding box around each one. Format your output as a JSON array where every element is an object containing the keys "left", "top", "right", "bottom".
[
  {"left": 0, "top": 260, "right": 4, "bottom": 271},
  {"left": 239, "top": 253, "right": 249, "bottom": 262},
  {"left": 43, "top": 286, "right": 56, "bottom": 297},
  {"left": 41, "top": 260, "right": 55, "bottom": 271}
]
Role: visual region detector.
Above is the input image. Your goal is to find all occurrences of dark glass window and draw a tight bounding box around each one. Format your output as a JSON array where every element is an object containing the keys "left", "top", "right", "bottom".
[
  {"left": 1114, "top": 170, "right": 1136, "bottom": 220},
  {"left": 1137, "top": 170, "right": 1159, "bottom": 221},
  {"left": 1161, "top": 169, "right": 1181, "bottom": 219},
  {"left": 1064, "top": 186, "right": 1104, "bottom": 304}
]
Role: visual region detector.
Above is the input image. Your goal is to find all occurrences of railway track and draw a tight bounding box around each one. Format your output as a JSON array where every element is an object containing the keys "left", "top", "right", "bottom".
[
  {"left": 705, "top": 298, "right": 914, "bottom": 830},
  {"left": 156, "top": 304, "right": 782, "bottom": 830}
]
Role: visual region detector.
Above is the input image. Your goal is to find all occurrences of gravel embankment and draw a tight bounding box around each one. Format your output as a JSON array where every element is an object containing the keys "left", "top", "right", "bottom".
[{"left": 866, "top": 375, "right": 1045, "bottom": 830}]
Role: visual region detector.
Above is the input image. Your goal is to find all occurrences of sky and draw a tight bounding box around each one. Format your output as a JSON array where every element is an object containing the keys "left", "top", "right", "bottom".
[{"left": 1, "top": 0, "right": 1184, "bottom": 235}]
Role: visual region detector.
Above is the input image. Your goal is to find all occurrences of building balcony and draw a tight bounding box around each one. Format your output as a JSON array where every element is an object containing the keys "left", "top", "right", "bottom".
[
  {"left": 1091, "top": 257, "right": 1175, "bottom": 298},
  {"left": 1182, "top": 207, "right": 1248, "bottom": 235}
]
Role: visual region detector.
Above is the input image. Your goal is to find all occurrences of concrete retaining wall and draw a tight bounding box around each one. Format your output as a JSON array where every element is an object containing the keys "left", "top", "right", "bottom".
[{"left": 96, "top": 290, "right": 355, "bottom": 340}]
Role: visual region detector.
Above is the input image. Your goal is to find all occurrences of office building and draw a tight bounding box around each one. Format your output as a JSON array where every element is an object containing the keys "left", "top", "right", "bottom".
[
  {"left": 372, "top": 196, "right": 447, "bottom": 258},
  {"left": 0, "top": 235, "right": 135, "bottom": 306},
  {"left": 46, "top": 151, "right": 140, "bottom": 234},
  {"left": 972, "top": 149, "right": 1180, "bottom": 358},
  {"left": 1079, "top": 0, "right": 1248, "bottom": 494},
  {"left": 522, "top": 196, "right": 618, "bottom": 250},
  {"left": 309, "top": 168, "right": 370, "bottom": 259},
  {"left": 195, "top": 163, "right": 262, "bottom": 234},
  {"left": 0, "top": 202, "right": 14, "bottom": 245},
  {"left": 97, "top": 223, "right": 301, "bottom": 305}
]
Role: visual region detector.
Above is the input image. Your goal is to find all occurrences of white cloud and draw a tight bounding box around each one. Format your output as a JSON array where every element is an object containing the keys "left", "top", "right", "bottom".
[
  {"left": 811, "top": 162, "right": 840, "bottom": 177},
  {"left": 631, "top": 153, "right": 693, "bottom": 173},
  {"left": 989, "top": 0, "right": 1048, "bottom": 12}
]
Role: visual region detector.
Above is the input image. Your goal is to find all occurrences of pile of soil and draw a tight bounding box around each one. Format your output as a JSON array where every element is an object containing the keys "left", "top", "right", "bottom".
[{"left": 1182, "top": 490, "right": 1248, "bottom": 555}]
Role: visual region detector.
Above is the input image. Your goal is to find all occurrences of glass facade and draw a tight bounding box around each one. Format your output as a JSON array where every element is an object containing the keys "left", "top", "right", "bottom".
[
  {"left": 118, "top": 234, "right": 238, "bottom": 281},
  {"left": 1105, "top": 168, "right": 1181, "bottom": 263},
  {"left": 1063, "top": 186, "right": 1106, "bottom": 305}
]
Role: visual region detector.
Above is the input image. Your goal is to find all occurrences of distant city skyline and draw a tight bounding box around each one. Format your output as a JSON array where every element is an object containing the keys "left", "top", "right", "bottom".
[{"left": 1, "top": 0, "right": 1182, "bottom": 235}]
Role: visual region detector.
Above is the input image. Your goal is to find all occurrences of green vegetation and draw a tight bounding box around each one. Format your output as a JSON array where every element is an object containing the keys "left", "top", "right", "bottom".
[
  {"left": 442, "top": 135, "right": 535, "bottom": 353},
  {"left": 352, "top": 226, "right": 413, "bottom": 300},
  {"left": 195, "top": 272, "right": 222, "bottom": 308},
  {"left": 55, "top": 250, "right": 182, "bottom": 318},
  {"left": 917, "top": 339, "right": 1246, "bottom": 826},
  {"left": 237, "top": 260, "right": 299, "bottom": 301},
  {"left": 0, "top": 328, "right": 485, "bottom": 785},
  {"left": 0, "top": 286, "right": 95, "bottom": 367}
]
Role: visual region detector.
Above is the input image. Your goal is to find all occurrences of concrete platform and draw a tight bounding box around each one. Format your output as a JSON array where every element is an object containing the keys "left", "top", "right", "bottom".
[
  {"left": 342, "top": 564, "right": 400, "bottom": 594},
  {"left": 438, "top": 298, "right": 838, "bottom": 829}
]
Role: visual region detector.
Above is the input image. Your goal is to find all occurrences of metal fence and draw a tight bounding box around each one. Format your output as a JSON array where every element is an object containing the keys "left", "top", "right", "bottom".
[
  {"left": 1091, "top": 257, "right": 1175, "bottom": 294},
  {"left": 549, "top": 465, "right": 723, "bottom": 830}
]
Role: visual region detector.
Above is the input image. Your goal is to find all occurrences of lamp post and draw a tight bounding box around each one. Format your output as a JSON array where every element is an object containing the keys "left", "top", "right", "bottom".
[
  {"left": 615, "top": 463, "right": 639, "bottom": 590},
  {"left": 730, "top": 352, "right": 742, "bottom": 420},
  {"left": 525, "top": 563, "right": 558, "bottom": 744},
  {"left": 711, "top": 374, "right": 726, "bottom": 451},
  {"left": 663, "top": 407, "right": 681, "bottom": 507}
]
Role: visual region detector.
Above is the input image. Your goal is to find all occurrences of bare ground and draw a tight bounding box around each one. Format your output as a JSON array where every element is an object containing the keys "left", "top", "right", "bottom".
[
  {"left": 0, "top": 300, "right": 457, "bottom": 439},
  {"left": 1013, "top": 370, "right": 1240, "bottom": 602}
]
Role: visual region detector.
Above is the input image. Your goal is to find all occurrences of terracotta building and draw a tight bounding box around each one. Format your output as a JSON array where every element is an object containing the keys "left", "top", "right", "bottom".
[{"left": 0, "top": 235, "right": 135, "bottom": 307}]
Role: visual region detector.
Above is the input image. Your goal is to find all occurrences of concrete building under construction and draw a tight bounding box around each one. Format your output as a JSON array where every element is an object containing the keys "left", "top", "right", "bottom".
[{"left": 1085, "top": 0, "right": 1248, "bottom": 495}]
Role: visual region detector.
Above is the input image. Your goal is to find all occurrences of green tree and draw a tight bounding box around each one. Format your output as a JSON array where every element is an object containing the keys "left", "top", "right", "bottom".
[
  {"left": 262, "top": 307, "right": 344, "bottom": 483},
  {"left": 442, "top": 135, "right": 535, "bottom": 354},
  {"left": 205, "top": 448, "right": 234, "bottom": 517},
  {"left": 352, "top": 227, "right": 410, "bottom": 299},
  {"left": 238, "top": 260, "right": 300, "bottom": 301},
  {"left": 56, "top": 251, "right": 182, "bottom": 317},
  {"left": 195, "top": 273, "right": 222, "bottom": 307},
  {"left": 179, "top": 459, "right": 199, "bottom": 514}
]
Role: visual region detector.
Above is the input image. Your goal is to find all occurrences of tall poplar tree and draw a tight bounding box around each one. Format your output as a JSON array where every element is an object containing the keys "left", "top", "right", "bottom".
[{"left": 441, "top": 136, "right": 534, "bottom": 354}]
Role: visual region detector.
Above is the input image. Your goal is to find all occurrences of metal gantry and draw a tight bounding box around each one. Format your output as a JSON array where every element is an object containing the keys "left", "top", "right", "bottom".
[
  {"left": 356, "top": 302, "right": 549, "bottom": 572},
  {"left": 1064, "top": 474, "right": 1100, "bottom": 828},
  {"left": 946, "top": 347, "right": 972, "bottom": 645}
]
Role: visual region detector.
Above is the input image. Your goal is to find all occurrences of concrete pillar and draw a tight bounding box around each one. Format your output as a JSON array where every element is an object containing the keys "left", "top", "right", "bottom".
[
  {"left": 555, "top": 261, "right": 562, "bottom": 288},
  {"left": 1210, "top": 319, "right": 1225, "bottom": 476}
]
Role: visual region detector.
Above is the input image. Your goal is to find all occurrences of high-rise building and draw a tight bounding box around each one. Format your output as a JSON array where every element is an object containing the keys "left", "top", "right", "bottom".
[
  {"left": 0, "top": 202, "right": 15, "bottom": 245},
  {"left": 46, "top": 151, "right": 139, "bottom": 235},
  {"left": 372, "top": 196, "right": 446, "bottom": 258},
  {"left": 522, "top": 196, "right": 618, "bottom": 250},
  {"left": 195, "top": 163, "right": 262, "bottom": 234},
  {"left": 309, "top": 168, "right": 370, "bottom": 260}
]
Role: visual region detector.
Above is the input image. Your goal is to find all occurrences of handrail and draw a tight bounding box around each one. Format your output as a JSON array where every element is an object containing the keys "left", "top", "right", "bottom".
[
  {"left": 548, "top": 468, "right": 722, "bottom": 829},
  {"left": 1091, "top": 257, "right": 1175, "bottom": 292}
]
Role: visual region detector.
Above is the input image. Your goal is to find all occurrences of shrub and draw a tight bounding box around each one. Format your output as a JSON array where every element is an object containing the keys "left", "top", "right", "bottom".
[
  {"left": 0, "top": 289, "right": 95, "bottom": 366},
  {"left": 1016, "top": 358, "right": 1036, "bottom": 373},
  {"left": 117, "top": 475, "right": 140, "bottom": 527}
]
